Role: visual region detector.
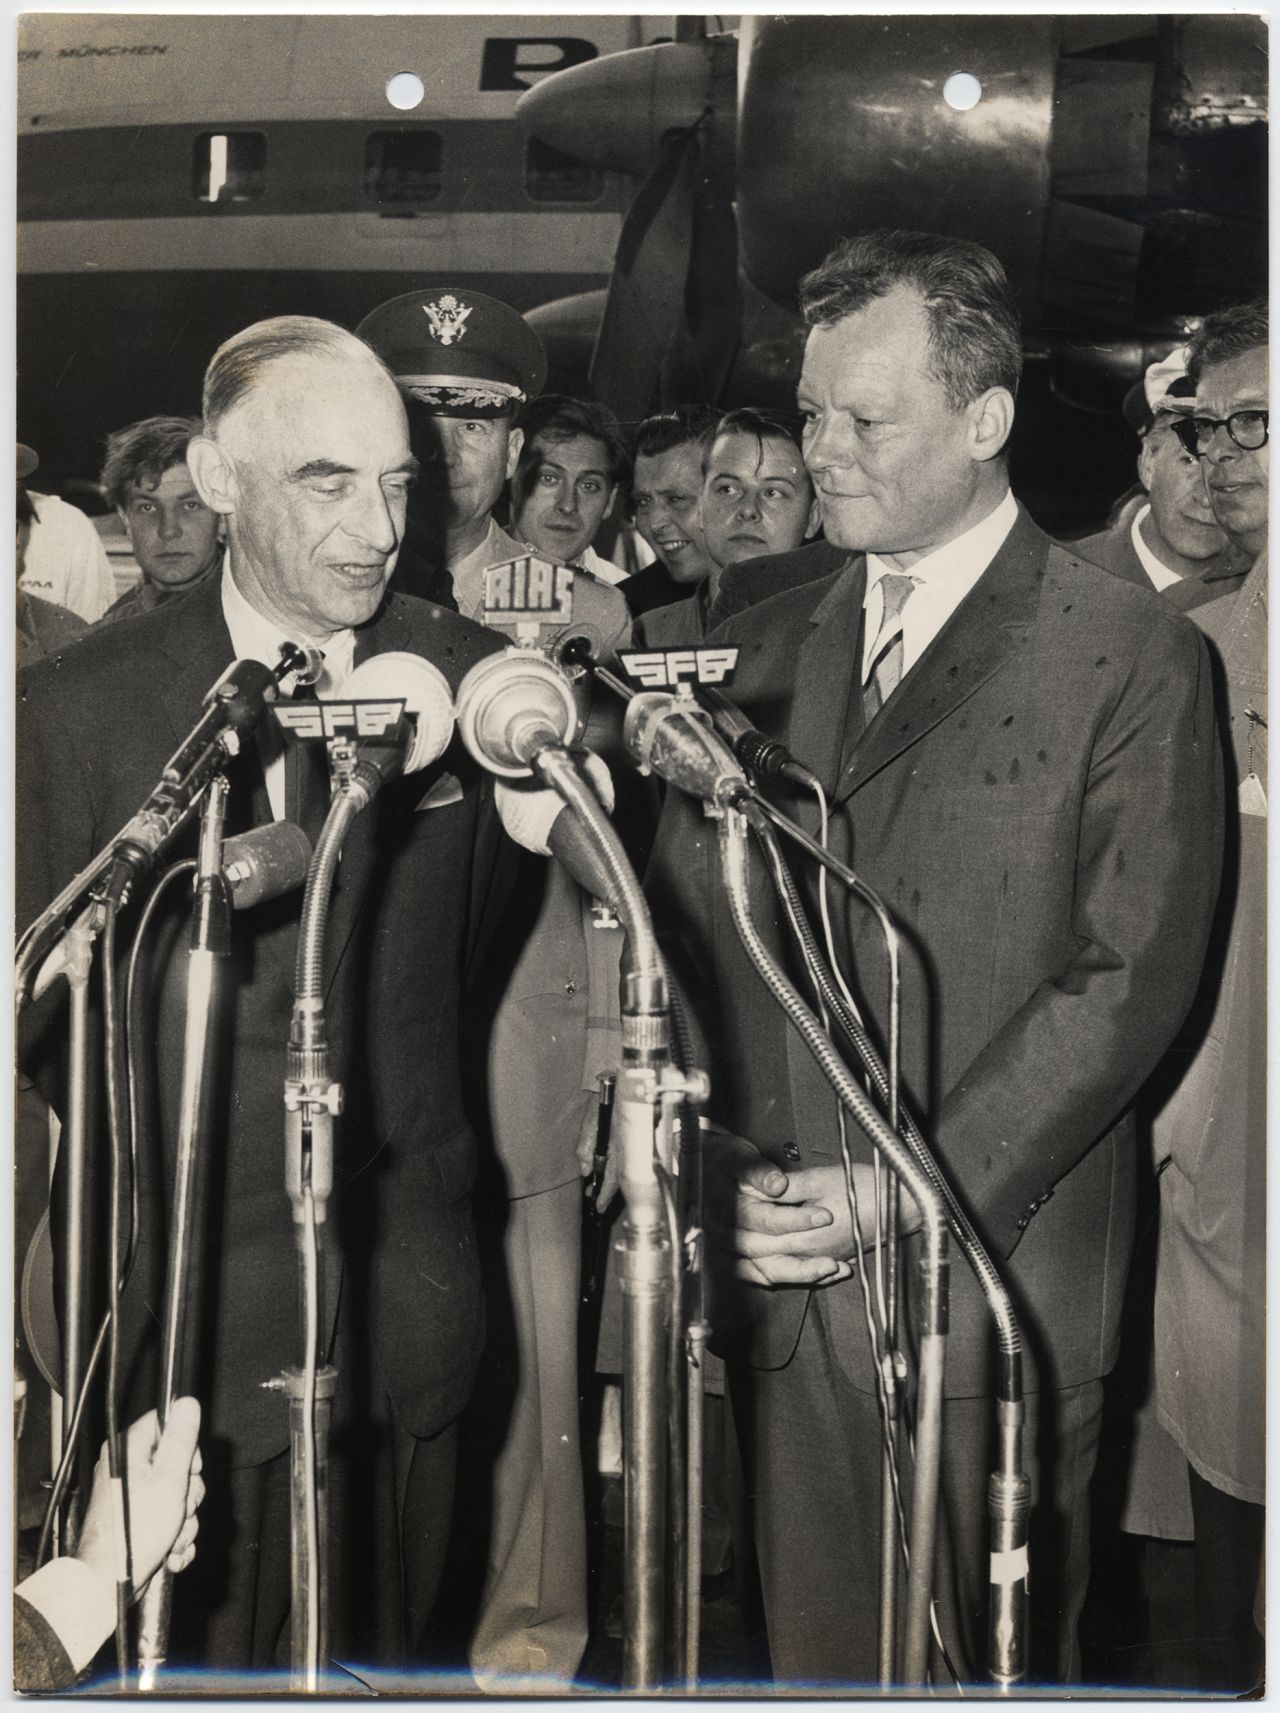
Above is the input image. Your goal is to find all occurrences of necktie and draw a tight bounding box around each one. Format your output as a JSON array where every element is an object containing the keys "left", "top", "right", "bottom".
[
  {"left": 862, "top": 573, "right": 916, "bottom": 723},
  {"left": 285, "top": 674, "right": 331, "bottom": 846}
]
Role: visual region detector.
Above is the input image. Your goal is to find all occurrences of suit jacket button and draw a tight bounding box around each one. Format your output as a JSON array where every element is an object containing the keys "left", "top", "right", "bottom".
[
  {"left": 564, "top": 980, "right": 577, "bottom": 996},
  {"left": 783, "top": 1143, "right": 801, "bottom": 1162}
]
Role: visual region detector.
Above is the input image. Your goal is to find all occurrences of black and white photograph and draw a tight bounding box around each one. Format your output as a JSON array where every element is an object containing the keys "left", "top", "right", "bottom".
[{"left": 12, "top": 8, "right": 1268, "bottom": 1697}]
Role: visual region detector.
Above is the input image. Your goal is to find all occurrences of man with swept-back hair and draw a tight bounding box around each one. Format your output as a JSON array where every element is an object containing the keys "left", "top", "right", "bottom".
[
  {"left": 645, "top": 231, "right": 1221, "bottom": 1685},
  {"left": 19, "top": 314, "right": 512, "bottom": 1674},
  {"left": 97, "top": 415, "right": 222, "bottom": 622},
  {"left": 509, "top": 392, "right": 631, "bottom": 582},
  {"left": 622, "top": 406, "right": 721, "bottom": 616}
]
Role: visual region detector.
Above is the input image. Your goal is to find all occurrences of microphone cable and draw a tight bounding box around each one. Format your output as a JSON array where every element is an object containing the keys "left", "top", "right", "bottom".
[
  {"left": 745, "top": 808, "right": 964, "bottom": 1689},
  {"left": 101, "top": 902, "right": 132, "bottom": 1682},
  {"left": 35, "top": 862, "right": 192, "bottom": 1572},
  {"left": 752, "top": 786, "right": 1024, "bottom": 1399}
]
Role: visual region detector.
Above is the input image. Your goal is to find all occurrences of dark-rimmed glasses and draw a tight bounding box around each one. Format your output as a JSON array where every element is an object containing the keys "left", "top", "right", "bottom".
[{"left": 1171, "top": 411, "right": 1269, "bottom": 456}]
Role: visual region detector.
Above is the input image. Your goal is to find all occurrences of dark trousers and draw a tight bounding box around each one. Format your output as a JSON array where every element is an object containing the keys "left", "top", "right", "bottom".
[
  {"left": 1187, "top": 1464, "right": 1264, "bottom": 1693},
  {"left": 731, "top": 1288, "right": 1103, "bottom": 1689},
  {"left": 168, "top": 1412, "right": 457, "bottom": 1673}
]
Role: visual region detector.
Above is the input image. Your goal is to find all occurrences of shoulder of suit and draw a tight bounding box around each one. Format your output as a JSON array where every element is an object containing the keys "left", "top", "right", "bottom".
[
  {"left": 710, "top": 555, "right": 853, "bottom": 643},
  {"left": 376, "top": 590, "right": 506, "bottom": 689},
  {"left": 19, "top": 578, "right": 187, "bottom": 698},
  {"left": 1038, "top": 536, "right": 1208, "bottom": 667}
]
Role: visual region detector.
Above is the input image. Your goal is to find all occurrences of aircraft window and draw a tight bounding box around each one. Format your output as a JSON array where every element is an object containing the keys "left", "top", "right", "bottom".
[
  {"left": 525, "top": 138, "right": 603, "bottom": 204},
  {"left": 193, "top": 132, "right": 266, "bottom": 203},
  {"left": 365, "top": 131, "right": 443, "bottom": 204}
]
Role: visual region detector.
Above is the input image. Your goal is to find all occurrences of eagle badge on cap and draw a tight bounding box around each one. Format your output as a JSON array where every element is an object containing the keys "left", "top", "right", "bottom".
[{"left": 422, "top": 294, "right": 471, "bottom": 346}]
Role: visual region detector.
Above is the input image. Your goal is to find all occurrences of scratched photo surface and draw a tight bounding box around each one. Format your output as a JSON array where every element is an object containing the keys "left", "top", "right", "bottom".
[{"left": 15, "top": 10, "right": 1267, "bottom": 1699}]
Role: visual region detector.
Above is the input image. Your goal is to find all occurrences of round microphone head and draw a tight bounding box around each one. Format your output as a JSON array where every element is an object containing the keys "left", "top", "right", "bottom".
[
  {"left": 289, "top": 644, "right": 326, "bottom": 689},
  {"left": 338, "top": 651, "right": 456, "bottom": 774},
  {"left": 455, "top": 648, "right": 579, "bottom": 778}
]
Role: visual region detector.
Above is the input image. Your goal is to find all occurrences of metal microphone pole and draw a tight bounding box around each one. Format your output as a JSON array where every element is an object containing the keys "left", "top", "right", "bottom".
[
  {"left": 137, "top": 774, "right": 232, "bottom": 1690},
  {"left": 276, "top": 729, "right": 389, "bottom": 1691},
  {"left": 527, "top": 747, "right": 708, "bottom": 1690},
  {"left": 55, "top": 909, "right": 97, "bottom": 1555},
  {"left": 716, "top": 805, "right": 950, "bottom": 1686}
]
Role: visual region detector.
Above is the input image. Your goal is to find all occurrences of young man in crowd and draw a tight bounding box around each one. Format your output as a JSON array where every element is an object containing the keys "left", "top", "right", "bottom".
[
  {"left": 637, "top": 407, "right": 821, "bottom": 644},
  {"left": 510, "top": 394, "right": 631, "bottom": 583},
  {"left": 97, "top": 415, "right": 223, "bottom": 623},
  {"left": 622, "top": 407, "right": 720, "bottom": 617}
]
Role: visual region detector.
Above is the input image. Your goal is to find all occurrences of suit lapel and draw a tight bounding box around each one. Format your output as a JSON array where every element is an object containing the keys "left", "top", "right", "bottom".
[
  {"left": 785, "top": 561, "right": 865, "bottom": 833},
  {"left": 834, "top": 509, "right": 1050, "bottom": 807}
]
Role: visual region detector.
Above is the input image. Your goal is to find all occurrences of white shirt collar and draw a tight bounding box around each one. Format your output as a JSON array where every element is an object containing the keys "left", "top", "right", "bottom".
[
  {"left": 219, "top": 554, "right": 355, "bottom": 691},
  {"left": 1129, "top": 504, "right": 1183, "bottom": 592},
  {"left": 861, "top": 488, "right": 1018, "bottom": 682}
]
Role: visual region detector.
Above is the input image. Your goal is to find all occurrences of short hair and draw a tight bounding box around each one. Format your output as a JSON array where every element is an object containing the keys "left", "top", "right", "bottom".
[
  {"left": 1186, "top": 299, "right": 1268, "bottom": 385},
  {"left": 798, "top": 230, "right": 1023, "bottom": 408},
  {"left": 515, "top": 394, "right": 630, "bottom": 488},
  {"left": 202, "top": 315, "right": 388, "bottom": 438},
  {"left": 709, "top": 406, "right": 807, "bottom": 461},
  {"left": 627, "top": 406, "right": 720, "bottom": 505},
  {"left": 100, "top": 415, "right": 202, "bottom": 510}
]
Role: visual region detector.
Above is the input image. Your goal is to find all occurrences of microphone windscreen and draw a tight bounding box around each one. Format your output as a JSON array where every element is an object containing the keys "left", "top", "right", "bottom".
[
  {"left": 338, "top": 651, "right": 455, "bottom": 774},
  {"left": 222, "top": 821, "right": 313, "bottom": 909},
  {"left": 455, "top": 647, "right": 579, "bottom": 776}
]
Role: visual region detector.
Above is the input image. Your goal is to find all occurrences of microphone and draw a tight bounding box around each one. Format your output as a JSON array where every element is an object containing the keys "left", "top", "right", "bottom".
[
  {"left": 334, "top": 651, "right": 456, "bottom": 793},
  {"left": 108, "top": 658, "right": 281, "bottom": 886},
  {"left": 623, "top": 693, "right": 749, "bottom": 808},
  {"left": 455, "top": 647, "right": 579, "bottom": 777},
  {"left": 222, "top": 822, "right": 313, "bottom": 909},
  {"left": 30, "top": 822, "right": 314, "bottom": 1002},
  {"left": 693, "top": 685, "right": 818, "bottom": 788}
]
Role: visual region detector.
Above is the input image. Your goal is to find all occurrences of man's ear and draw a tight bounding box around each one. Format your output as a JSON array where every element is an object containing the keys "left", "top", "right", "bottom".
[
  {"left": 185, "top": 436, "right": 237, "bottom": 517},
  {"left": 1136, "top": 433, "right": 1156, "bottom": 495},
  {"left": 967, "top": 387, "right": 1015, "bottom": 465},
  {"left": 504, "top": 426, "right": 524, "bottom": 483},
  {"left": 803, "top": 491, "right": 822, "bottom": 541}
]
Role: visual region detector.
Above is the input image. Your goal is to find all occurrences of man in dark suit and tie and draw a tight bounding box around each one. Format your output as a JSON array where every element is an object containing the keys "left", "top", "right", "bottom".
[
  {"left": 645, "top": 231, "right": 1222, "bottom": 1686},
  {"left": 18, "top": 317, "right": 512, "bottom": 1672}
]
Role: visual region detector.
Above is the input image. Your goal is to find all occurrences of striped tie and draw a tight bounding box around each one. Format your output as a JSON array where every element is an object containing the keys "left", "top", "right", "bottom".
[{"left": 862, "top": 573, "right": 916, "bottom": 723}]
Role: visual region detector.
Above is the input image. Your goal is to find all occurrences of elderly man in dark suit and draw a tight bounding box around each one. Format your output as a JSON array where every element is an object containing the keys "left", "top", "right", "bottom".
[
  {"left": 645, "top": 231, "right": 1221, "bottom": 1687},
  {"left": 18, "top": 316, "right": 512, "bottom": 1672}
]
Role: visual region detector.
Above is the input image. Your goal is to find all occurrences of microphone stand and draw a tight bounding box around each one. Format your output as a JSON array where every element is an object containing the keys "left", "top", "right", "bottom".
[
  {"left": 137, "top": 775, "right": 231, "bottom": 1690},
  {"left": 275, "top": 733, "right": 383, "bottom": 1692},
  {"left": 716, "top": 805, "right": 950, "bottom": 1685},
  {"left": 526, "top": 747, "right": 709, "bottom": 1691},
  {"left": 745, "top": 793, "right": 1030, "bottom": 1686}
]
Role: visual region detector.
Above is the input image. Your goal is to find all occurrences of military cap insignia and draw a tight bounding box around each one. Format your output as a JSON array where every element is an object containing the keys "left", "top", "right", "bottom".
[{"left": 422, "top": 294, "right": 471, "bottom": 346}]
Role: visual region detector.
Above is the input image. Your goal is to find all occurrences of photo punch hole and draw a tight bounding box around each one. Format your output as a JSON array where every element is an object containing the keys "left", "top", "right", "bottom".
[
  {"left": 385, "top": 72, "right": 424, "bottom": 112},
  {"left": 943, "top": 71, "right": 983, "bottom": 111}
]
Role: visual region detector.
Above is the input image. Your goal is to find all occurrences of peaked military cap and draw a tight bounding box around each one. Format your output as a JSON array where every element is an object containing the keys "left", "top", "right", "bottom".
[{"left": 356, "top": 287, "right": 547, "bottom": 418}]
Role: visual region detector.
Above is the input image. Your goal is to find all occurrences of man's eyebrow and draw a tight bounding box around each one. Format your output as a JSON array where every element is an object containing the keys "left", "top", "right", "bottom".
[
  {"left": 388, "top": 455, "right": 420, "bottom": 479},
  {"left": 287, "top": 459, "right": 355, "bottom": 483}
]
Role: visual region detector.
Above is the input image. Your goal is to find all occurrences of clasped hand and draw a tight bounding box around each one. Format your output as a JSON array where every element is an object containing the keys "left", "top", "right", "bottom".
[{"left": 704, "top": 1131, "right": 909, "bottom": 1289}]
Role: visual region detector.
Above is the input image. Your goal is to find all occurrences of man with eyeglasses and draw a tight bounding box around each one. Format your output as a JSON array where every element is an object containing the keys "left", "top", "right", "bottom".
[
  {"left": 1137, "top": 298, "right": 1267, "bottom": 1693},
  {"left": 1076, "top": 349, "right": 1232, "bottom": 593}
]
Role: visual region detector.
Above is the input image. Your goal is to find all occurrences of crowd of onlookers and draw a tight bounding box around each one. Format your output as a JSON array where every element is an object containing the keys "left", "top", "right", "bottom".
[{"left": 14, "top": 257, "right": 1266, "bottom": 1695}]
